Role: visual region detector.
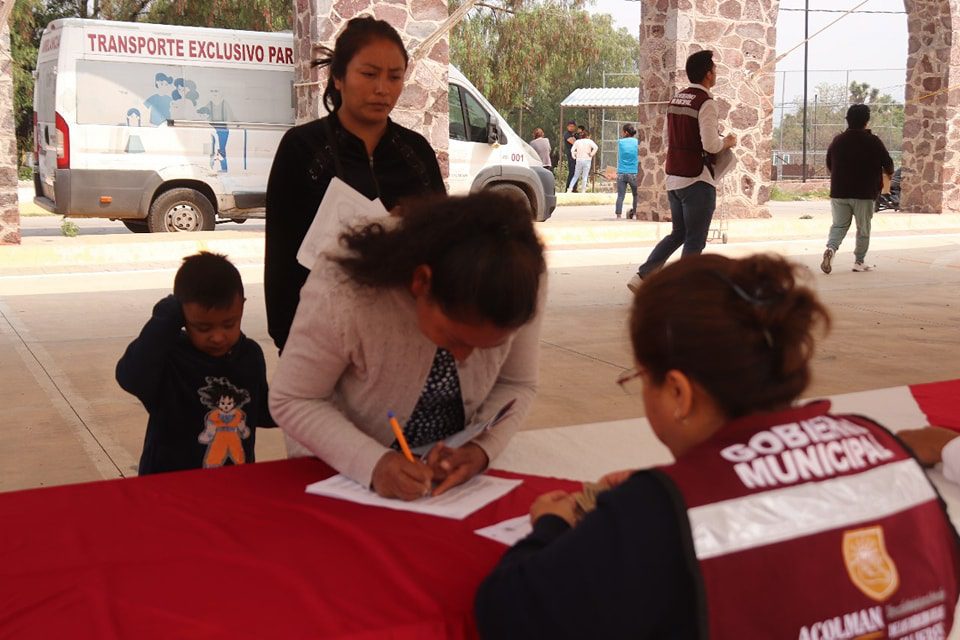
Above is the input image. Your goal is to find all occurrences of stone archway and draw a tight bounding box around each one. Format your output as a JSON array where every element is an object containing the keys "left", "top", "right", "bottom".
[{"left": 634, "top": 0, "right": 960, "bottom": 219}]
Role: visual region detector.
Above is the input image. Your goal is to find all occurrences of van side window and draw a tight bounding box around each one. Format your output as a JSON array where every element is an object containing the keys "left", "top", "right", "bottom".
[
  {"left": 448, "top": 85, "right": 467, "bottom": 141},
  {"left": 462, "top": 91, "right": 491, "bottom": 144}
]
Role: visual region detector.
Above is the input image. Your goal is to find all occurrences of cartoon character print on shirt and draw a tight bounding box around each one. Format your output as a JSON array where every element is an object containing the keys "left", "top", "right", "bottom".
[{"left": 197, "top": 377, "right": 252, "bottom": 468}]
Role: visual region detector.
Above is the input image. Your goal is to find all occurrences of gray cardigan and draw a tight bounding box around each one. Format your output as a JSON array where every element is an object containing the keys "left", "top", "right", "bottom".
[{"left": 269, "top": 258, "right": 544, "bottom": 487}]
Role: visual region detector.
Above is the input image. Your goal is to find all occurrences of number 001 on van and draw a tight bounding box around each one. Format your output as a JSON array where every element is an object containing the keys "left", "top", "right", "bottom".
[{"left": 33, "top": 19, "right": 295, "bottom": 233}]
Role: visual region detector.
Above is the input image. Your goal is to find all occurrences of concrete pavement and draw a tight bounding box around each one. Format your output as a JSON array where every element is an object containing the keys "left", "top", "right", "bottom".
[{"left": 2, "top": 205, "right": 959, "bottom": 492}]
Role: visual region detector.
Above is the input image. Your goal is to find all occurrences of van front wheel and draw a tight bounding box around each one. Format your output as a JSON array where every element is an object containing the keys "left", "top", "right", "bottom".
[
  {"left": 486, "top": 183, "right": 535, "bottom": 219},
  {"left": 147, "top": 188, "right": 216, "bottom": 233}
]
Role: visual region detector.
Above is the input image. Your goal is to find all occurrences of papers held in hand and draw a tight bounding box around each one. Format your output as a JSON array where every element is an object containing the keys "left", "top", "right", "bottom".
[
  {"left": 410, "top": 398, "right": 517, "bottom": 457},
  {"left": 296, "top": 177, "right": 389, "bottom": 270}
]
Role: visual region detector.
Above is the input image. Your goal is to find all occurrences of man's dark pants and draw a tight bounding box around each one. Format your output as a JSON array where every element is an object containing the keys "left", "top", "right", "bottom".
[{"left": 636, "top": 180, "right": 716, "bottom": 277}]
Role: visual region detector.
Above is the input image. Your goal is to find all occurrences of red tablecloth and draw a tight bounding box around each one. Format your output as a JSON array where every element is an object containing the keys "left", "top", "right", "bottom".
[
  {"left": 0, "top": 458, "right": 578, "bottom": 639},
  {"left": 911, "top": 379, "right": 960, "bottom": 432}
]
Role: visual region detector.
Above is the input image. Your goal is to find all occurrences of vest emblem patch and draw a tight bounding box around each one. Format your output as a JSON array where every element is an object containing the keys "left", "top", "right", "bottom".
[{"left": 842, "top": 526, "right": 900, "bottom": 602}]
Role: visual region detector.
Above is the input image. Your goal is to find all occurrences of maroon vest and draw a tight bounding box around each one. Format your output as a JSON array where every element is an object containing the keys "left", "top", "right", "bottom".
[
  {"left": 665, "top": 86, "right": 715, "bottom": 178},
  {"left": 657, "top": 402, "right": 960, "bottom": 639}
]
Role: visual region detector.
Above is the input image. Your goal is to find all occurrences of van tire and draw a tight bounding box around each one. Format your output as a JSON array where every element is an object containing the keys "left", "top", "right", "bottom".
[
  {"left": 147, "top": 188, "right": 216, "bottom": 233},
  {"left": 485, "top": 183, "right": 535, "bottom": 219},
  {"left": 122, "top": 220, "right": 149, "bottom": 233}
]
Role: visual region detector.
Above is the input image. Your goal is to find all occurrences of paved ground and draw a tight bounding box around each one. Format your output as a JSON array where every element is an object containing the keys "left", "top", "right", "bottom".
[{"left": 2, "top": 204, "right": 959, "bottom": 492}]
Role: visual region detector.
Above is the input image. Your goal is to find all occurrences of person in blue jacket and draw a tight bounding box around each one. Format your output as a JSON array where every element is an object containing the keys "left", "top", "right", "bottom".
[{"left": 615, "top": 123, "right": 639, "bottom": 219}]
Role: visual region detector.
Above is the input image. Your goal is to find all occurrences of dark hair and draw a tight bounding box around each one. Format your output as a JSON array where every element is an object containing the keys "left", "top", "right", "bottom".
[
  {"left": 198, "top": 376, "right": 251, "bottom": 410},
  {"left": 311, "top": 16, "right": 408, "bottom": 113},
  {"left": 532, "top": 127, "right": 545, "bottom": 138},
  {"left": 173, "top": 251, "right": 244, "bottom": 309},
  {"left": 846, "top": 104, "right": 871, "bottom": 129},
  {"left": 335, "top": 192, "right": 545, "bottom": 328},
  {"left": 685, "top": 50, "right": 715, "bottom": 84},
  {"left": 629, "top": 254, "right": 830, "bottom": 419},
  {"left": 622, "top": 123, "right": 636, "bottom": 137}
]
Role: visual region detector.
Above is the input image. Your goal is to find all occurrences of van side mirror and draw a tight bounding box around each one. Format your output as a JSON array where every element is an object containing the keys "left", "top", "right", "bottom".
[{"left": 487, "top": 119, "right": 503, "bottom": 145}]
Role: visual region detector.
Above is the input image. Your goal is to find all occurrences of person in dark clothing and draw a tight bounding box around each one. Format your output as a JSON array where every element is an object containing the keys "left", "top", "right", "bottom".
[
  {"left": 820, "top": 104, "right": 895, "bottom": 274},
  {"left": 264, "top": 17, "right": 445, "bottom": 352},
  {"left": 476, "top": 253, "right": 960, "bottom": 639},
  {"left": 117, "top": 252, "right": 275, "bottom": 475},
  {"left": 561, "top": 120, "right": 577, "bottom": 191}
]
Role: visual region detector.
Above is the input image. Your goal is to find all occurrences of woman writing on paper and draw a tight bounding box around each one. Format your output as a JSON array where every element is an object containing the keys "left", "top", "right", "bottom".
[
  {"left": 476, "top": 253, "right": 960, "bottom": 639},
  {"left": 264, "top": 17, "right": 445, "bottom": 353},
  {"left": 270, "top": 191, "right": 546, "bottom": 501}
]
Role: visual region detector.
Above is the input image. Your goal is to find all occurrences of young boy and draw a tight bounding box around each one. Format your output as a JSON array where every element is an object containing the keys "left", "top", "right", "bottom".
[{"left": 117, "top": 252, "right": 275, "bottom": 475}]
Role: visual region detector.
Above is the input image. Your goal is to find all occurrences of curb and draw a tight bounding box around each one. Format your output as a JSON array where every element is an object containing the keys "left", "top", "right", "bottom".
[{"left": 3, "top": 213, "right": 960, "bottom": 272}]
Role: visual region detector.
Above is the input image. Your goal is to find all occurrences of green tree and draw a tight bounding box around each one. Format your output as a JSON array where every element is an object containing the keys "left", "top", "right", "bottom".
[{"left": 450, "top": 0, "right": 639, "bottom": 153}]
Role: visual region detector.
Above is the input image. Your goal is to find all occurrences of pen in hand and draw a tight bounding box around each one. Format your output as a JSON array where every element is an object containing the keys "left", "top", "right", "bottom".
[{"left": 387, "top": 411, "right": 416, "bottom": 463}]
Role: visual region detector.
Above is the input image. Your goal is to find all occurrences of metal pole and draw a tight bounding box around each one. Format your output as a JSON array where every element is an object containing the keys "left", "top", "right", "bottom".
[{"left": 801, "top": 0, "right": 809, "bottom": 182}]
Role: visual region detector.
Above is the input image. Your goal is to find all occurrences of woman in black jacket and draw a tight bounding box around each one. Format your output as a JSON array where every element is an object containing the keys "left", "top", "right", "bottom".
[{"left": 264, "top": 16, "right": 445, "bottom": 352}]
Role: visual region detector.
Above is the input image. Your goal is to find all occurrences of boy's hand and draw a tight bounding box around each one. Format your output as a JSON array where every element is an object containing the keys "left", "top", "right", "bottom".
[
  {"left": 425, "top": 442, "right": 489, "bottom": 496},
  {"left": 898, "top": 427, "right": 960, "bottom": 467},
  {"left": 530, "top": 491, "right": 578, "bottom": 527},
  {"left": 372, "top": 451, "right": 433, "bottom": 501}
]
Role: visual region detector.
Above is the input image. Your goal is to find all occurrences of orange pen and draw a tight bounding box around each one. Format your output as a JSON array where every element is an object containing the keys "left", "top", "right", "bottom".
[{"left": 387, "top": 411, "right": 415, "bottom": 463}]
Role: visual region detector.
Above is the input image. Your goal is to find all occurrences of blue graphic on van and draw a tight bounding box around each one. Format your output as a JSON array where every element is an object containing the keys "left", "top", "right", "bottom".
[{"left": 144, "top": 72, "right": 174, "bottom": 125}]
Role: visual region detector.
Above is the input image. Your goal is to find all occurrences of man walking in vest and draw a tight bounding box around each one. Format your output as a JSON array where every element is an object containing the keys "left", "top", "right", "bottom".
[
  {"left": 820, "top": 104, "right": 894, "bottom": 274},
  {"left": 627, "top": 50, "right": 737, "bottom": 293}
]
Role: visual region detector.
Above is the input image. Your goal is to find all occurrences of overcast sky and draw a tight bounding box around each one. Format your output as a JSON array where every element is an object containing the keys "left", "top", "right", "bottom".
[{"left": 590, "top": 0, "right": 909, "bottom": 111}]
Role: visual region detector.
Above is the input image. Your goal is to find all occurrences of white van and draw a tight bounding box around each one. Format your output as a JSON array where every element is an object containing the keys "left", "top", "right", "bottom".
[
  {"left": 447, "top": 65, "right": 555, "bottom": 221},
  {"left": 33, "top": 19, "right": 295, "bottom": 232},
  {"left": 33, "top": 21, "right": 554, "bottom": 231}
]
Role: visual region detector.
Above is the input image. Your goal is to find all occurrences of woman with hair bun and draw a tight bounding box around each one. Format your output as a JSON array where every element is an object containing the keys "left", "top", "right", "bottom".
[
  {"left": 476, "top": 253, "right": 959, "bottom": 639},
  {"left": 270, "top": 191, "right": 545, "bottom": 502},
  {"left": 264, "top": 16, "right": 445, "bottom": 353}
]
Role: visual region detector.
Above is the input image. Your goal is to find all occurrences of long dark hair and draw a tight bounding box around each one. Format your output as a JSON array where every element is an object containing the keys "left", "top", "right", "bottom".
[
  {"left": 630, "top": 254, "right": 830, "bottom": 419},
  {"left": 311, "top": 16, "right": 409, "bottom": 114},
  {"left": 335, "top": 192, "right": 545, "bottom": 329}
]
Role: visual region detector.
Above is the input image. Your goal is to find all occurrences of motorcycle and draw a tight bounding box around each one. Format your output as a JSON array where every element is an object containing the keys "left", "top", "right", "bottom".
[{"left": 876, "top": 168, "right": 901, "bottom": 212}]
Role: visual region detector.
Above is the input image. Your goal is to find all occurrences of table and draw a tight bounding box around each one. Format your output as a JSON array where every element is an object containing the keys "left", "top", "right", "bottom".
[{"left": 0, "top": 458, "right": 577, "bottom": 639}]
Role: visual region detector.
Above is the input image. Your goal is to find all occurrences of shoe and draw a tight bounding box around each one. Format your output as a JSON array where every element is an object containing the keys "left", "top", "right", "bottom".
[
  {"left": 852, "top": 262, "right": 875, "bottom": 272},
  {"left": 615, "top": 213, "right": 622, "bottom": 219},
  {"left": 627, "top": 274, "right": 643, "bottom": 293},
  {"left": 820, "top": 248, "right": 835, "bottom": 274},
  {"left": 627, "top": 209, "right": 636, "bottom": 220}
]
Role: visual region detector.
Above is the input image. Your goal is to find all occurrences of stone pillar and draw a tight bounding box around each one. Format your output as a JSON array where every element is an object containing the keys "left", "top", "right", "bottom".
[
  {"left": 0, "top": 22, "right": 20, "bottom": 245},
  {"left": 294, "top": 0, "right": 449, "bottom": 174},
  {"left": 900, "top": 0, "right": 960, "bottom": 213},
  {"left": 636, "top": 0, "right": 779, "bottom": 220}
]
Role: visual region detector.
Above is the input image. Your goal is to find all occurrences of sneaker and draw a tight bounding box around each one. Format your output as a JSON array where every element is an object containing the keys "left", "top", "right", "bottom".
[
  {"left": 627, "top": 274, "right": 643, "bottom": 293},
  {"left": 852, "top": 262, "right": 875, "bottom": 272},
  {"left": 615, "top": 212, "right": 622, "bottom": 219},
  {"left": 820, "top": 248, "right": 835, "bottom": 274},
  {"left": 627, "top": 210, "right": 636, "bottom": 220}
]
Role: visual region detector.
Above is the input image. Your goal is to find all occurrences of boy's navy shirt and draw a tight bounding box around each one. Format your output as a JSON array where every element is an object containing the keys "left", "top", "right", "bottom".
[{"left": 117, "top": 295, "right": 275, "bottom": 475}]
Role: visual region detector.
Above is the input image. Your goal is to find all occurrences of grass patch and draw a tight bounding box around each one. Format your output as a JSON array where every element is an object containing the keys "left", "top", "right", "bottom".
[{"left": 770, "top": 186, "right": 831, "bottom": 201}]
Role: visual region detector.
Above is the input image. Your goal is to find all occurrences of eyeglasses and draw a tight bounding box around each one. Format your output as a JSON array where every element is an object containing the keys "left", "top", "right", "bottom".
[{"left": 616, "top": 367, "right": 644, "bottom": 395}]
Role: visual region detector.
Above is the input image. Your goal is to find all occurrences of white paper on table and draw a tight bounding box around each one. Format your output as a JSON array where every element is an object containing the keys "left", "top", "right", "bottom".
[
  {"left": 474, "top": 514, "right": 533, "bottom": 546},
  {"left": 296, "top": 177, "right": 389, "bottom": 270},
  {"left": 410, "top": 398, "right": 517, "bottom": 457},
  {"left": 305, "top": 473, "right": 522, "bottom": 520}
]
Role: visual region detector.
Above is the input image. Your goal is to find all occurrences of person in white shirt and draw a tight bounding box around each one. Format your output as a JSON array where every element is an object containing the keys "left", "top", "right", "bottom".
[
  {"left": 899, "top": 426, "right": 960, "bottom": 483},
  {"left": 567, "top": 130, "right": 598, "bottom": 193},
  {"left": 628, "top": 50, "right": 737, "bottom": 293}
]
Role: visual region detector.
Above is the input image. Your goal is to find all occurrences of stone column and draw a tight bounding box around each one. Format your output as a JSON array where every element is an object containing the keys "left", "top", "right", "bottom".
[
  {"left": 636, "top": 0, "right": 778, "bottom": 220},
  {"left": 900, "top": 0, "right": 960, "bottom": 213},
  {"left": 0, "top": 22, "right": 20, "bottom": 245},
  {"left": 294, "top": 0, "right": 449, "bottom": 174}
]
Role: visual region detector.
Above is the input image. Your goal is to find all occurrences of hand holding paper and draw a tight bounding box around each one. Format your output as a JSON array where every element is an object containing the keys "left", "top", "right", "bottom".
[
  {"left": 410, "top": 398, "right": 517, "bottom": 457},
  {"left": 296, "top": 177, "right": 389, "bottom": 270}
]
